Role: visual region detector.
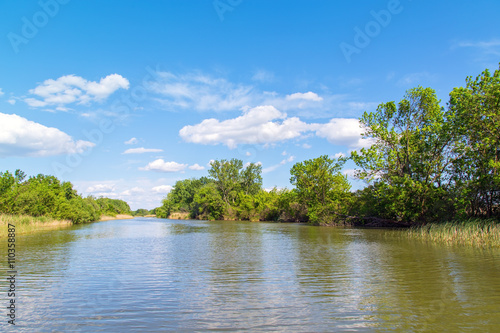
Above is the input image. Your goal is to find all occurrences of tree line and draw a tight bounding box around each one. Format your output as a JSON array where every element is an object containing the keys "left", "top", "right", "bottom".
[
  {"left": 0, "top": 170, "right": 131, "bottom": 224},
  {"left": 158, "top": 65, "right": 500, "bottom": 225}
]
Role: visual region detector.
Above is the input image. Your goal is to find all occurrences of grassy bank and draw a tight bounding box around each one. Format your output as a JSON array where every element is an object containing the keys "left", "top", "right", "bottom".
[
  {"left": 99, "top": 214, "right": 134, "bottom": 221},
  {"left": 0, "top": 214, "right": 73, "bottom": 238},
  {"left": 168, "top": 212, "right": 190, "bottom": 220},
  {"left": 407, "top": 219, "right": 500, "bottom": 247}
]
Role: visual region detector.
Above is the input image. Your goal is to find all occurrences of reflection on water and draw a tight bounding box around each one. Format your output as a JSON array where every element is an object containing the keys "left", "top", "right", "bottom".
[{"left": 1, "top": 218, "right": 499, "bottom": 332}]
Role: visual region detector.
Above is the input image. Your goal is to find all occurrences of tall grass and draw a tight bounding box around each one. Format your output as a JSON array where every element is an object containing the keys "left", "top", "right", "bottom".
[
  {"left": 0, "top": 214, "right": 72, "bottom": 238},
  {"left": 407, "top": 218, "right": 500, "bottom": 247}
]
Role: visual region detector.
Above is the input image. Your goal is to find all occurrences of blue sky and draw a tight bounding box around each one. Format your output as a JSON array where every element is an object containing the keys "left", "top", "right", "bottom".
[{"left": 1, "top": 0, "right": 499, "bottom": 210}]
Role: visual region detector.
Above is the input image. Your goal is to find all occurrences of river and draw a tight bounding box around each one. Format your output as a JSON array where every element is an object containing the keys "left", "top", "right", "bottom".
[{"left": 2, "top": 217, "right": 500, "bottom": 332}]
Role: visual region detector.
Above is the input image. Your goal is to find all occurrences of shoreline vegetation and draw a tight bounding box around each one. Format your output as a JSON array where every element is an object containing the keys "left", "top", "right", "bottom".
[
  {"left": 0, "top": 214, "right": 72, "bottom": 238},
  {"left": 99, "top": 214, "right": 134, "bottom": 221},
  {"left": 407, "top": 219, "right": 500, "bottom": 247},
  {"left": 0, "top": 213, "right": 136, "bottom": 238},
  {"left": 156, "top": 66, "right": 500, "bottom": 247},
  {"left": 1, "top": 66, "right": 499, "bottom": 247}
]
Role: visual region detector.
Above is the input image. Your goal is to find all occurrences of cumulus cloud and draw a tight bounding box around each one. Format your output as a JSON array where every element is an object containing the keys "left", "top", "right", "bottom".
[
  {"left": 0, "top": 112, "right": 94, "bottom": 157},
  {"left": 179, "top": 106, "right": 372, "bottom": 149},
  {"left": 314, "top": 118, "right": 372, "bottom": 148},
  {"left": 124, "top": 137, "right": 138, "bottom": 145},
  {"left": 334, "top": 152, "right": 346, "bottom": 159},
  {"left": 25, "top": 74, "right": 129, "bottom": 109},
  {"left": 152, "top": 185, "right": 173, "bottom": 193},
  {"left": 121, "top": 187, "right": 145, "bottom": 196},
  {"left": 179, "top": 106, "right": 310, "bottom": 149},
  {"left": 86, "top": 184, "right": 115, "bottom": 193},
  {"left": 122, "top": 147, "right": 163, "bottom": 154},
  {"left": 140, "top": 159, "right": 188, "bottom": 172},
  {"left": 286, "top": 91, "right": 323, "bottom": 102},
  {"left": 188, "top": 163, "right": 205, "bottom": 170}
]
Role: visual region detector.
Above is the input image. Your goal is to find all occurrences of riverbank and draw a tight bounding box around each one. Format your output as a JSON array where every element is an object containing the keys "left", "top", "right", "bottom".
[
  {"left": 0, "top": 214, "right": 73, "bottom": 237},
  {"left": 168, "top": 212, "right": 190, "bottom": 219},
  {"left": 0, "top": 213, "right": 135, "bottom": 237},
  {"left": 407, "top": 219, "right": 500, "bottom": 247},
  {"left": 99, "top": 214, "right": 134, "bottom": 221}
]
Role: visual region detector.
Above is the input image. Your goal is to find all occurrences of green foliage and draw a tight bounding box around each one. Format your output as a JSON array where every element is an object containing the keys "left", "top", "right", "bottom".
[
  {"left": 208, "top": 159, "right": 262, "bottom": 204},
  {"left": 95, "top": 197, "right": 131, "bottom": 216},
  {"left": 290, "top": 155, "right": 351, "bottom": 225},
  {"left": 192, "top": 183, "right": 225, "bottom": 220},
  {"left": 133, "top": 208, "right": 150, "bottom": 216},
  {"left": 0, "top": 169, "right": 130, "bottom": 224},
  {"left": 448, "top": 65, "right": 500, "bottom": 218},
  {"left": 352, "top": 87, "right": 455, "bottom": 222}
]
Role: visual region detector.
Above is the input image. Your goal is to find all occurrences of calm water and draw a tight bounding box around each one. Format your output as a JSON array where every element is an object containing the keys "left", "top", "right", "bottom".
[{"left": 2, "top": 218, "right": 500, "bottom": 332}]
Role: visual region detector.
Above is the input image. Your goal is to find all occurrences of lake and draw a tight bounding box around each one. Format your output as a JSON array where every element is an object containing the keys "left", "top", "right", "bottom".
[{"left": 2, "top": 217, "right": 500, "bottom": 332}]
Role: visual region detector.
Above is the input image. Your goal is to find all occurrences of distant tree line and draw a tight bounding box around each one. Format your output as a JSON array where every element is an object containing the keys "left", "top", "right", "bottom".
[
  {"left": 158, "top": 65, "right": 500, "bottom": 225},
  {"left": 0, "top": 170, "right": 131, "bottom": 224}
]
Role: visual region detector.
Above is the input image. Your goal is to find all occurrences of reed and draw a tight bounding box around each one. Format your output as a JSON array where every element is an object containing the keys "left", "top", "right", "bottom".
[
  {"left": 407, "top": 218, "right": 500, "bottom": 247},
  {"left": 0, "top": 214, "right": 72, "bottom": 238}
]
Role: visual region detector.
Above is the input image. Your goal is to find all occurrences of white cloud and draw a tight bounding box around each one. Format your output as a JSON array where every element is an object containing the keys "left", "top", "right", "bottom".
[
  {"left": 140, "top": 159, "right": 188, "bottom": 172},
  {"left": 7, "top": 99, "right": 16, "bottom": 105},
  {"left": 86, "top": 184, "right": 115, "bottom": 193},
  {"left": 301, "top": 143, "right": 312, "bottom": 149},
  {"left": 124, "top": 137, "right": 138, "bottom": 145},
  {"left": 25, "top": 74, "right": 129, "bottom": 109},
  {"left": 122, "top": 147, "right": 163, "bottom": 154},
  {"left": 180, "top": 107, "right": 372, "bottom": 149},
  {"left": 152, "top": 185, "right": 173, "bottom": 194},
  {"left": 286, "top": 91, "right": 323, "bottom": 102},
  {"left": 179, "top": 105, "right": 311, "bottom": 149},
  {"left": 314, "top": 118, "right": 372, "bottom": 148},
  {"left": 121, "top": 187, "right": 145, "bottom": 196},
  {"left": 0, "top": 88, "right": 4, "bottom": 96},
  {"left": 188, "top": 163, "right": 205, "bottom": 170},
  {"left": 334, "top": 152, "right": 346, "bottom": 159},
  {"left": 343, "top": 169, "right": 357, "bottom": 179},
  {"left": 245, "top": 151, "right": 252, "bottom": 156},
  {"left": 0, "top": 112, "right": 94, "bottom": 157}
]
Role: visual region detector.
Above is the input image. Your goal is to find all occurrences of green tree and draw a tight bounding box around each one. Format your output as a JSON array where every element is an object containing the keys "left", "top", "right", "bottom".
[
  {"left": 240, "top": 162, "right": 263, "bottom": 195},
  {"left": 352, "top": 87, "right": 454, "bottom": 222},
  {"left": 448, "top": 65, "right": 500, "bottom": 218},
  {"left": 290, "top": 155, "right": 351, "bottom": 225},
  {"left": 192, "top": 183, "right": 225, "bottom": 220},
  {"left": 208, "top": 158, "right": 244, "bottom": 204}
]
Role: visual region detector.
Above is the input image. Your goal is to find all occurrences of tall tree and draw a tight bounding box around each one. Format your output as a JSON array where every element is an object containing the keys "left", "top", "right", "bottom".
[
  {"left": 352, "top": 87, "right": 454, "bottom": 222},
  {"left": 290, "top": 155, "right": 351, "bottom": 225},
  {"left": 448, "top": 65, "right": 500, "bottom": 217},
  {"left": 208, "top": 159, "right": 243, "bottom": 204}
]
